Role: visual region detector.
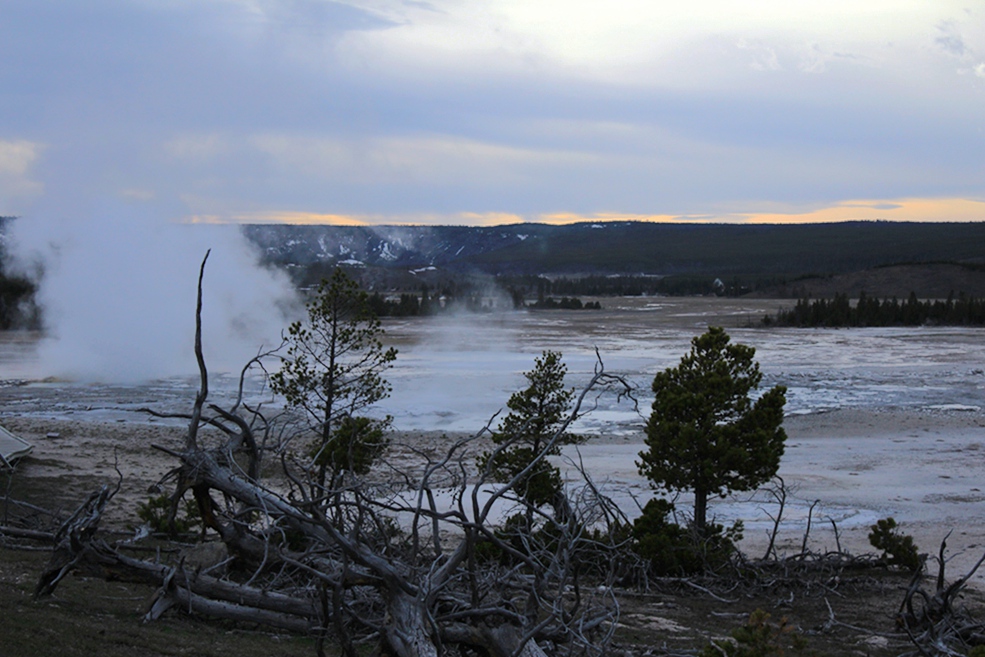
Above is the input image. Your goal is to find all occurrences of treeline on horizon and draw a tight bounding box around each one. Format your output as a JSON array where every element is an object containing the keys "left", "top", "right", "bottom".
[
  {"left": 0, "top": 217, "right": 39, "bottom": 330},
  {"left": 366, "top": 286, "right": 498, "bottom": 317},
  {"left": 764, "top": 291, "right": 985, "bottom": 327},
  {"left": 365, "top": 286, "right": 601, "bottom": 317},
  {"left": 295, "top": 260, "right": 768, "bottom": 298},
  {"left": 0, "top": 274, "right": 37, "bottom": 330},
  {"left": 495, "top": 273, "right": 784, "bottom": 298},
  {"left": 527, "top": 296, "right": 602, "bottom": 310}
]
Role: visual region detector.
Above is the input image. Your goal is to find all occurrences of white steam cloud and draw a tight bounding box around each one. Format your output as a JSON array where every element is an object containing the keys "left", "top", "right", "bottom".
[{"left": 10, "top": 207, "right": 296, "bottom": 383}]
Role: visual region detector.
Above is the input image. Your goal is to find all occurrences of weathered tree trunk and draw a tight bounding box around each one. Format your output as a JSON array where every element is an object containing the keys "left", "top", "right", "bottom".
[
  {"left": 384, "top": 591, "right": 439, "bottom": 657},
  {"left": 38, "top": 530, "right": 321, "bottom": 623},
  {"left": 147, "top": 586, "right": 315, "bottom": 633},
  {"left": 694, "top": 488, "right": 708, "bottom": 531},
  {"left": 441, "top": 622, "right": 549, "bottom": 657}
]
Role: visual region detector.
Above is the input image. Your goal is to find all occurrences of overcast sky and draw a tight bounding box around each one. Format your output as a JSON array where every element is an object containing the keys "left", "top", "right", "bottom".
[{"left": 2, "top": 0, "right": 984, "bottom": 226}]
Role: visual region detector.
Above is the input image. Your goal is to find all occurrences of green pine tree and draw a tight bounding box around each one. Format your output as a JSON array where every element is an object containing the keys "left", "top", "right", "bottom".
[
  {"left": 271, "top": 268, "right": 397, "bottom": 490},
  {"left": 479, "top": 351, "right": 581, "bottom": 530},
  {"left": 638, "top": 327, "right": 786, "bottom": 531}
]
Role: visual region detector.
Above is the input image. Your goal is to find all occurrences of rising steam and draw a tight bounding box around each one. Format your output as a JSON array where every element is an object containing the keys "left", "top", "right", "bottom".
[{"left": 9, "top": 207, "right": 297, "bottom": 382}]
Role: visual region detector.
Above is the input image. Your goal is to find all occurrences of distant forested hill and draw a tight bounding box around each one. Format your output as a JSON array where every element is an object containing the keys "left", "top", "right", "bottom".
[
  {"left": 747, "top": 263, "right": 985, "bottom": 299},
  {"left": 0, "top": 216, "right": 39, "bottom": 329},
  {"left": 243, "top": 221, "right": 985, "bottom": 278}
]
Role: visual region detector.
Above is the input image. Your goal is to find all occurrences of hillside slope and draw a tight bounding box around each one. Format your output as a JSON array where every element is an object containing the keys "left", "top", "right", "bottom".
[
  {"left": 748, "top": 263, "right": 985, "bottom": 299},
  {"left": 242, "top": 221, "right": 985, "bottom": 277}
]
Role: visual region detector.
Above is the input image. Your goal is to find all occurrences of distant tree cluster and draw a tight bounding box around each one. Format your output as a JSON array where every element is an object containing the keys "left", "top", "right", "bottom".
[
  {"left": 367, "top": 290, "right": 434, "bottom": 317},
  {"left": 365, "top": 283, "right": 516, "bottom": 317},
  {"left": 0, "top": 274, "right": 38, "bottom": 330},
  {"left": 528, "top": 296, "right": 602, "bottom": 310},
  {"left": 764, "top": 291, "right": 985, "bottom": 327},
  {"left": 0, "top": 217, "right": 40, "bottom": 330},
  {"left": 496, "top": 273, "right": 789, "bottom": 300}
]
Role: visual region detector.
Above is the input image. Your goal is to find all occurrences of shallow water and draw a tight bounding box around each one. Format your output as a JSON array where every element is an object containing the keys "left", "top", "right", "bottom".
[
  {"left": 2, "top": 297, "right": 984, "bottom": 432},
  {"left": 381, "top": 297, "right": 985, "bottom": 433}
]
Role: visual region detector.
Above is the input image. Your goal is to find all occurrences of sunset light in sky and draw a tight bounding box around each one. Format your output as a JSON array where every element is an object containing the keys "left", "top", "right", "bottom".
[{"left": 1, "top": 1, "right": 983, "bottom": 225}]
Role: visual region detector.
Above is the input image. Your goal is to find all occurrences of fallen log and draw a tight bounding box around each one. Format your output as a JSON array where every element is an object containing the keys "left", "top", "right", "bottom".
[
  {"left": 0, "top": 525, "right": 55, "bottom": 543},
  {"left": 32, "top": 252, "right": 625, "bottom": 657}
]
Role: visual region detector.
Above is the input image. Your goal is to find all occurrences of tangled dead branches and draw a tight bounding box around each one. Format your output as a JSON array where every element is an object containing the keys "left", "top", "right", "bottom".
[
  {"left": 32, "top": 252, "right": 636, "bottom": 657},
  {"left": 897, "top": 533, "right": 985, "bottom": 657}
]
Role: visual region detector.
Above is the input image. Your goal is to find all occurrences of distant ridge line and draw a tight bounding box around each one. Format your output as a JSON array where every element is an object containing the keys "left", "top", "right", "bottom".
[{"left": 242, "top": 221, "right": 985, "bottom": 277}]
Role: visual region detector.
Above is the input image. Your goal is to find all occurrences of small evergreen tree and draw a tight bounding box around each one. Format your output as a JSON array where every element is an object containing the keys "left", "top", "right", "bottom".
[
  {"left": 479, "top": 351, "right": 580, "bottom": 530},
  {"left": 869, "top": 517, "right": 921, "bottom": 572},
  {"left": 271, "top": 268, "right": 397, "bottom": 490},
  {"left": 638, "top": 327, "right": 786, "bottom": 531}
]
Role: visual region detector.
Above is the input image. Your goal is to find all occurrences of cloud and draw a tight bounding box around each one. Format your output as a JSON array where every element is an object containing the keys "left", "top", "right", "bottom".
[
  {"left": 934, "top": 14, "right": 985, "bottom": 81},
  {"left": 798, "top": 44, "right": 829, "bottom": 74},
  {"left": 0, "top": 140, "right": 44, "bottom": 206},
  {"left": 339, "top": 1, "right": 956, "bottom": 89},
  {"left": 936, "top": 21, "right": 968, "bottom": 58},
  {"left": 1, "top": 1, "right": 984, "bottom": 226},
  {"left": 165, "top": 134, "right": 231, "bottom": 161},
  {"left": 737, "top": 39, "right": 783, "bottom": 72},
  {"left": 249, "top": 132, "right": 598, "bottom": 188},
  {"left": 0, "top": 140, "right": 41, "bottom": 176},
  {"left": 119, "top": 188, "right": 156, "bottom": 202}
]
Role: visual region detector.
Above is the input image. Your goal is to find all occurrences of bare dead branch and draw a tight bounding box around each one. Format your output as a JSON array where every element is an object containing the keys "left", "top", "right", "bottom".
[{"left": 187, "top": 249, "right": 210, "bottom": 451}]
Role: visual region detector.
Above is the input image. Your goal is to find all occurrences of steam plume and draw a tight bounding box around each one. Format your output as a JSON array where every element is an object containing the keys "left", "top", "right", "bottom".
[{"left": 9, "top": 206, "right": 296, "bottom": 382}]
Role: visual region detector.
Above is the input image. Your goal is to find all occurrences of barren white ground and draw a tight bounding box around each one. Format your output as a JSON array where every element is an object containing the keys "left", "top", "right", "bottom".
[{"left": 2, "top": 298, "right": 984, "bottom": 581}]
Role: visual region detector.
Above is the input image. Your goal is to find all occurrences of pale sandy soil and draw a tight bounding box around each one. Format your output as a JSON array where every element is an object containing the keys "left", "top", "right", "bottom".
[
  {"left": 4, "top": 406, "right": 985, "bottom": 584},
  {"left": 561, "top": 406, "right": 985, "bottom": 583}
]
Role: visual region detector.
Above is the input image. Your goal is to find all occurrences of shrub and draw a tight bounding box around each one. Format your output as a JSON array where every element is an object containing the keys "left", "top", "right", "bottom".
[
  {"left": 869, "top": 517, "right": 921, "bottom": 572},
  {"left": 310, "top": 415, "right": 389, "bottom": 476},
  {"left": 136, "top": 494, "right": 201, "bottom": 535},
  {"left": 632, "top": 498, "right": 742, "bottom": 576},
  {"left": 701, "top": 609, "right": 809, "bottom": 657},
  {"left": 474, "top": 512, "right": 628, "bottom": 579}
]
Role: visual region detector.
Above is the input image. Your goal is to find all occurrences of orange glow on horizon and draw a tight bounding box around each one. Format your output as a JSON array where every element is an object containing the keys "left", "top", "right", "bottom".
[
  {"left": 741, "top": 198, "right": 985, "bottom": 224},
  {"left": 182, "top": 197, "right": 985, "bottom": 226}
]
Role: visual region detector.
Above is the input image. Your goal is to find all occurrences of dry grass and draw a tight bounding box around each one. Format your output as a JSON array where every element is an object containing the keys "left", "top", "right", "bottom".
[{"left": 0, "top": 549, "right": 316, "bottom": 657}]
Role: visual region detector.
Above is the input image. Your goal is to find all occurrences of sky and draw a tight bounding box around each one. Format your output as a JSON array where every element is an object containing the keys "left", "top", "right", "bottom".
[{"left": 1, "top": 0, "right": 985, "bottom": 226}]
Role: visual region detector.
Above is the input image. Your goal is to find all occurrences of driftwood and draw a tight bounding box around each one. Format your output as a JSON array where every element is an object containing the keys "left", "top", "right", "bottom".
[
  {"left": 897, "top": 533, "right": 985, "bottom": 656},
  {"left": 0, "top": 525, "right": 55, "bottom": 543},
  {"left": 34, "top": 252, "right": 632, "bottom": 657}
]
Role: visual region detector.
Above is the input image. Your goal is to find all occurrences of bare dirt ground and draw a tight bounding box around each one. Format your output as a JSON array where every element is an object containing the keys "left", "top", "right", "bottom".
[
  {"left": 567, "top": 407, "right": 985, "bottom": 584},
  {"left": 748, "top": 262, "right": 985, "bottom": 299},
  {"left": 4, "top": 406, "right": 985, "bottom": 655}
]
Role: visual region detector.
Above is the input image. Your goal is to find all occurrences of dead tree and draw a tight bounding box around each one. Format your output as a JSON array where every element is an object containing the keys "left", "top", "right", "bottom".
[
  {"left": 897, "top": 533, "right": 985, "bottom": 656},
  {"left": 36, "top": 252, "right": 633, "bottom": 657}
]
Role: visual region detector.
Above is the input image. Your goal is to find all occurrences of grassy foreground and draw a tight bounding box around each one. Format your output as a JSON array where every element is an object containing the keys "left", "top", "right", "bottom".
[{"left": 0, "top": 549, "right": 316, "bottom": 657}]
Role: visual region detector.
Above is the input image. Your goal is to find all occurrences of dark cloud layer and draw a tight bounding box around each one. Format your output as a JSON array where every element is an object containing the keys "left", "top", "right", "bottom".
[{"left": 1, "top": 0, "right": 983, "bottom": 222}]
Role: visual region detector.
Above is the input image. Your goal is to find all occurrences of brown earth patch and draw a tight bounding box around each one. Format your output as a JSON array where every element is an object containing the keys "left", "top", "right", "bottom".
[{"left": 749, "top": 263, "right": 985, "bottom": 299}]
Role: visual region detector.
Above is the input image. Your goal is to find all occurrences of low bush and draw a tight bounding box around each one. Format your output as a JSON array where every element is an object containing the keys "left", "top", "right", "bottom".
[
  {"left": 869, "top": 517, "right": 921, "bottom": 572},
  {"left": 135, "top": 494, "right": 201, "bottom": 535},
  {"left": 701, "top": 609, "right": 810, "bottom": 657},
  {"left": 632, "top": 499, "right": 742, "bottom": 576}
]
